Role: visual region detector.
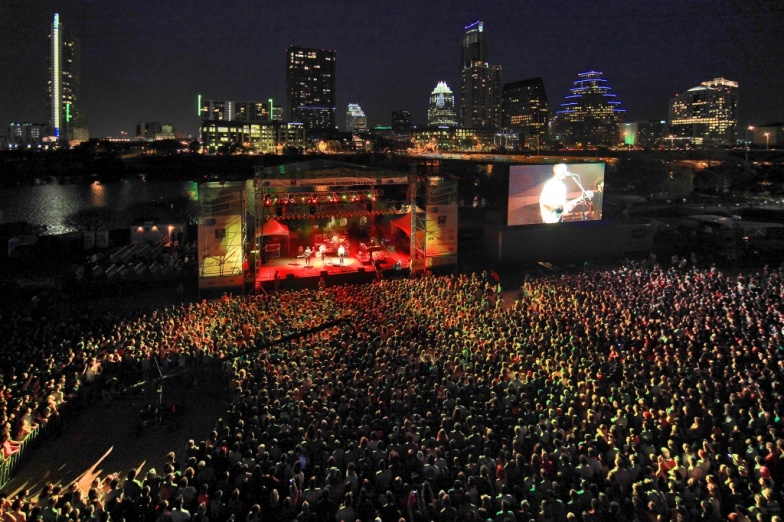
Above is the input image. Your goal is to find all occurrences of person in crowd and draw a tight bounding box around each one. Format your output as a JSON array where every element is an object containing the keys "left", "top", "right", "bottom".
[{"left": 2, "top": 260, "right": 784, "bottom": 522}]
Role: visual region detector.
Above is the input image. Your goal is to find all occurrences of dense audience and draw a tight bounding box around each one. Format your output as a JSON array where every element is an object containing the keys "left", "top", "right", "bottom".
[{"left": 2, "top": 260, "right": 784, "bottom": 522}]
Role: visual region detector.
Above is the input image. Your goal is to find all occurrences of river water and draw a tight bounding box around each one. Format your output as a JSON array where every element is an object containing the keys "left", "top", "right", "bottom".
[{"left": 0, "top": 177, "right": 198, "bottom": 235}]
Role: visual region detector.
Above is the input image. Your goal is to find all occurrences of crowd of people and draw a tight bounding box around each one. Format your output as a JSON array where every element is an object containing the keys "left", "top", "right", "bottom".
[{"left": 2, "top": 260, "right": 784, "bottom": 522}]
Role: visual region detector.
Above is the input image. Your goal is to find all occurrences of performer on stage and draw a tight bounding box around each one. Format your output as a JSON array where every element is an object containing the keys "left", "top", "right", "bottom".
[
  {"left": 319, "top": 243, "right": 326, "bottom": 265},
  {"left": 304, "top": 246, "right": 312, "bottom": 267},
  {"left": 539, "top": 163, "right": 593, "bottom": 223},
  {"left": 337, "top": 244, "right": 345, "bottom": 265}
]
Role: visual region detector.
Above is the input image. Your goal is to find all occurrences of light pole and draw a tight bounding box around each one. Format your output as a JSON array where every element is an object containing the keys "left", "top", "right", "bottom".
[
  {"left": 531, "top": 136, "right": 540, "bottom": 156},
  {"left": 746, "top": 126, "right": 754, "bottom": 161},
  {"left": 765, "top": 132, "right": 770, "bottom": 150}
]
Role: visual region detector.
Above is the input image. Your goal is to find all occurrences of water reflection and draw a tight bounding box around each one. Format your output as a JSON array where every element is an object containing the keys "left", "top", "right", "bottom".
[
  {"left": 0, "top": 177, "right": 194, "bottom": 235},
  {"left": 90, "top": 181, "right": 106, "bottom": 207}
]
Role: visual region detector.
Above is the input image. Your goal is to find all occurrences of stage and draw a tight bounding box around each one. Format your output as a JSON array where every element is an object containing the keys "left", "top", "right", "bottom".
[
  {"left": 197, "top": 163, "right": 456, "bottom": 293},
  {"left": 253, "top": 238, "right": 411, "bottom": 290}
]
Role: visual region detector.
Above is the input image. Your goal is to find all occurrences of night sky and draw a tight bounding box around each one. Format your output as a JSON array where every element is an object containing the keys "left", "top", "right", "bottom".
[{"left": 1, "top": 0, "right": 782, "bottom": 139}]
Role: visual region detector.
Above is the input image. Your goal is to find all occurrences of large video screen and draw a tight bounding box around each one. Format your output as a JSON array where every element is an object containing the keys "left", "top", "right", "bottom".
[{"left": 508, "top": 163, "right": 605, "bottom": 226}]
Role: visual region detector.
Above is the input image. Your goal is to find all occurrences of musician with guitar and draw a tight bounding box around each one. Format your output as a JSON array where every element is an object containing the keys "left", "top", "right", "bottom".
[{"left": 539, "top": 163, "right": 594, "bottom": 223}]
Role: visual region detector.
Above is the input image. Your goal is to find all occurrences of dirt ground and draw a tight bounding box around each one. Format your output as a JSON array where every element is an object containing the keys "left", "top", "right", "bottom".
[{"left": 3, "top": 373, "right": 229, "bottom": 499}]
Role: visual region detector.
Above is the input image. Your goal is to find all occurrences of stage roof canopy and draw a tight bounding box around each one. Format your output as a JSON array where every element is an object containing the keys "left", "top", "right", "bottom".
[
  {"left": 390, "top": 214, "right": 411, "bottom": 236},
  {"left": 259, "top": 219, "right": 290, "bottom": 237},
  {"left": 254, "top": 159, "right": 408, "bottom": 188}
]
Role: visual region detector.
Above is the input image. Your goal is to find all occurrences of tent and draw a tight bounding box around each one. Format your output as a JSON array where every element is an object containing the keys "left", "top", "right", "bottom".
[
  {"left": 258, "top": 219, "right": 290, "bottom": 259},
  {"left": 390, "top": 208, "right": 426, "bottom": 237},
  {"left": 390, "top": 213, "right": 426, "bottom": 258},
  {"left": 259, "top": 219, "right": 290, "bottom": 238},
  {"left": 390, "top": 214, "right": 411, "bottom": 237}
]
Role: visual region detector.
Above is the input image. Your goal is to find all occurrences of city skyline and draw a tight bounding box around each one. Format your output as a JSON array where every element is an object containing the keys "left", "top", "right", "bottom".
[{"left": 1, "top": 1, "right": 782, "bottom": 138}]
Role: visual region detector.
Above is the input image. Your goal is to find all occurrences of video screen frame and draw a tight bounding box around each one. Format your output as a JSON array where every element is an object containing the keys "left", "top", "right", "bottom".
[{"left": 507, "top": 162, "right": 605, "bottom": 226}]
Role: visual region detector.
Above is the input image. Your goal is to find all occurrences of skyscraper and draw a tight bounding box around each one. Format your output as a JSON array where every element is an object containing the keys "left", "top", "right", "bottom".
[
  {"left": 461, "top": 20, "right": 487, "bottom": 70},
  {"left": 460, "top": 21, "right": 502, "bottom": 129},
  {"left": 48, "top": 13, "right": 87, "bottom": 144},
  {"left": 552, "top": 71, "right": 626, "bottom": 147},
  {"left": 669, "top": 78, "right": 738, "bottom": 146},
  {"left": 391, "top": 110, "right": 411, "bottom": 132},
  {"left": 501, "top": 77, "right": 549, "bottom": 147},
  {"left": 285, "top": 46, "right": 336, "bottom": 130},
  {"left": 427, "top": 82, "right": 458, "bottom": 127},
  {"left": 199, "top": 98, "right": 271, "bottom": 122},
  {"left": 346, "top": 103, "right": 368, "bottom": 132}
]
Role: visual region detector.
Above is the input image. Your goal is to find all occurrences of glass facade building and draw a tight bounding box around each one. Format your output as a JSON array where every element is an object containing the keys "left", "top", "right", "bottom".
[
  {"left": 553, "top": 71, "right": 626, "bottom": 147},
  {"left": 200, "top": 121, "right": 306, "bottom": 154},
  {"left": 427, "top": 82, "right": 459, "bottom": 127},
  {"left": 285, "top": 46, "right": 336, "bottom": 130},
  {"left": 346, "top": 103, "right": 368, "bottom": 132},
  {"left": 501, "top": 77, "right": 549, "bottom": 148},
  {"left": 392, "top": 110, "right": 411, "bottom": 132},
  {"left": 48, "top": 13, "right": 87, "bottom": 145},
  {"left": 669, "top": 78, "right": 738, "bottom": 146},
  {"left": 200, "top": 99, "right": 271, "bottom": 122},
  {"left": 460, "top": 21, "right": 502, "bottom": 129}
]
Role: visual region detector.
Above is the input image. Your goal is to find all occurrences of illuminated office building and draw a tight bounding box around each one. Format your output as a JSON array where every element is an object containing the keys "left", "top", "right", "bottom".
[
  {"left": 412, "top": 126, "right": 495, "bottom": 152},
  {"left": 625, "top": 120, "right": 669, "bottom": 149},
  {"left": 136, "top": 122, "right": 175, "bottom": 141},
  {"left": 553, "top": 71, "right": 626, "bottom": 147},
  {"left": 200, "top": 99, "right": 272, "bottom": 122},
  {"left": 501, "top": 77, "right": 549, "bottom": 147},
  {"left": 285, "top": 46, "right": 336, "bottom": 130},
  {"left": 460, "top": 21, "right": 502, "bottom": 129},
  {"left": 6, "top": 123, "right": 48, "bottom": 149},
  {"left": 392, "top": 110, "right": 411, "bottom": 132},
  {"left": 346, "top": 104, "right": 368, "bottom": 133},
  {"left": 428, "top": 82, "right": 459, "bottom": 127},
  {"left": 200, "top": 121, "right": 306, "bottom": 154},
  {"left": 48, "top": 13, "right": 87, "bottom": 144},
  {"left": 669, "top": 78, "right": 738, "bottom": 146}
]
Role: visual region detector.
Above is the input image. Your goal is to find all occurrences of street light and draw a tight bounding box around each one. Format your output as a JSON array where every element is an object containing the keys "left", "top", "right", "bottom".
[
  {"left": 530, "top": 136, "right": 540, "bottom": 156},
  {"left": 765, "top": 132, "right": 770, "bottom": 150},
  {"left": 746, "top": 126, "right": 754, "bottom": 161}
]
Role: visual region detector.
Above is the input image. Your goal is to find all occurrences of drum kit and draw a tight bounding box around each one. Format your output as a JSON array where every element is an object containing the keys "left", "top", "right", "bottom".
[
  {"left": 320, "top": 234, "right": 347, "bottom": 255},
  {"left": 295, "top": 233, "right": 349, "bottom": 267}
]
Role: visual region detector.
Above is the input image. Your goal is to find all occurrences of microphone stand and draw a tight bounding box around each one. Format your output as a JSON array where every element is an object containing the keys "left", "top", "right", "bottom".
[{"left": 568, "top": 174, "right": 592, "bottom": 221}]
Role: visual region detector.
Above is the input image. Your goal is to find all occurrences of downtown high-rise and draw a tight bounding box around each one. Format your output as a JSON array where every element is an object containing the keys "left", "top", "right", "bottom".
[
  {"left": 391, "top": 110, "right": 411, "bottom": 132},
  {"left": 427, "top": 82, "right": 458, "bottom": 127},
  {"left": 285, "top": 46, "right": 336, "bottom": 130},
  {"left": 460, "top": 21, "right": 502, "bottom": 129},
  {"left": 552, "top": 70, "right": 626, "bottom": 148},
  {"left": 199, "top": 99, "right": 275, "bottom": 122},
  {"left": 346, "top": 103, "right": 368, "bottom": 133},
  {"left": 502, "top": 77, "right": 549, "bottom": 148},
  {"left": 48, "top": 13, "right": 87, "bottom": 144},
  {"left": 669, "top": 78, "right": 738, "bottom": 146}
]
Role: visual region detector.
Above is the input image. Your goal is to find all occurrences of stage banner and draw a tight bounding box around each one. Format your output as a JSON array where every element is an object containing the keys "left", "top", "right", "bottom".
[
  {"left": 425, "top": 204, "right": 458, "bottom": 264},
  {"left": 198, "top": 182, "right": 245, "bottom": 290},
  {"left": 257, "top": 176, "right": 407, "bottom": 188}
]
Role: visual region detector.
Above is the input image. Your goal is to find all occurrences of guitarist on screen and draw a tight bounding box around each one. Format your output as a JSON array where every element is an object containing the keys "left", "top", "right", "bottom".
[{"left": 539, "top": 163, "right": 594, "bottom": 223}]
